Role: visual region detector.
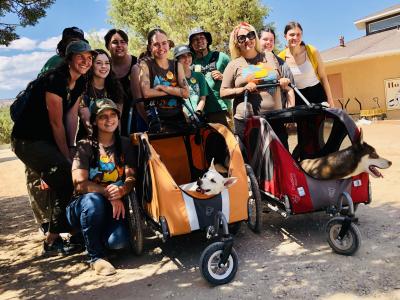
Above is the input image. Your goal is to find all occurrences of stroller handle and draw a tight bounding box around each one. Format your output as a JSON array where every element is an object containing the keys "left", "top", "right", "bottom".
[
  {"left": 242, "top": 81, "right": 313, "bottom": 119},
  {"left": 128, "top": 96, "right": 201, "bottom": 134}
]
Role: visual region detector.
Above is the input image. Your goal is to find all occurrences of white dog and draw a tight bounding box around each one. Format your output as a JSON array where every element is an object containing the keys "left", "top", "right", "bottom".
[{"left": 182, "top": 159, "right": 237, "bottom": 195}]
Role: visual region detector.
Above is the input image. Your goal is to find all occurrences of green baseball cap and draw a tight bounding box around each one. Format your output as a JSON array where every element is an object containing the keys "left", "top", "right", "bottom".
[
  {"left": 90, "top": 98, "right": 120, "bottom": 117},
  {"left": 65, "top": 40, "right": 97, "bottom": 56}
]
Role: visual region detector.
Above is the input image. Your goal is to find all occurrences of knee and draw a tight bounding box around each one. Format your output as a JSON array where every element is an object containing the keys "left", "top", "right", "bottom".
[
  {"left": 107, "top": 224, "right": 129, "bottom": 250},
  {"left": 81, "top": 193, "right": 107, "bottom": 218}
]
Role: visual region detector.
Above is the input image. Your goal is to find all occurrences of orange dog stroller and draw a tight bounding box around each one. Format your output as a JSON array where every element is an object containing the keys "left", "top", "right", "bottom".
[{"left": 126, "top": 97, "right": 261, "bottom": 285}]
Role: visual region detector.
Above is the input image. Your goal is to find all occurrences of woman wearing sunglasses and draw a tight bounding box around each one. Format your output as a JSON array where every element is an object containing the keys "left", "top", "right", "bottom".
[{"left": 221, "top": 22, "right": 291, "bottom": 140}]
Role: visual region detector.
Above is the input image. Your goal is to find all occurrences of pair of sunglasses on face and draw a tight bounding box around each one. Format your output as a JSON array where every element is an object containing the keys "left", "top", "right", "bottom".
[{"left": 237, "top": 31, "right": 256, "bottom": 44}]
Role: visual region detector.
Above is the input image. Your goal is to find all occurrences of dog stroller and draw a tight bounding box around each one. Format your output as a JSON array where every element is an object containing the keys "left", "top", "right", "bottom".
[
  {"left": 241, "top": 84, "right": 370, "bottom": 255},
  {"left": 126, "top": 97, "right": 261, "bottom": 285}
]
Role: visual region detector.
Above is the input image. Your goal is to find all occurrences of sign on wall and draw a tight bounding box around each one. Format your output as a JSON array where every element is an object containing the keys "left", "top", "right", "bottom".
[{"left": 384, "top": 78, "right": 400, "bottom": 110}]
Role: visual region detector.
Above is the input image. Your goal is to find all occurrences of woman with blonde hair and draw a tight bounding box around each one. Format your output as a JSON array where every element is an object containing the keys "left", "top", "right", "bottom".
[{"left": 221, "top": 22, "right": 291, "bottom": 140}]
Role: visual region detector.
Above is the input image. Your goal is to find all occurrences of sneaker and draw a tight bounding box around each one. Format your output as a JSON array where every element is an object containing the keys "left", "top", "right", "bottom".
[
  {"left": 42, "top": 236, "right": 66, "bottom": 256},
  {"left": 90, "top": 258, "right": 116, "bottom": 276}
]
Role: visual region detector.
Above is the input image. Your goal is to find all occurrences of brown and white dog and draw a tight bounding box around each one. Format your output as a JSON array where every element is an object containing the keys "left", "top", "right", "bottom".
[{"left": 300, "top": 130, "right": 392, "bottom": 180}]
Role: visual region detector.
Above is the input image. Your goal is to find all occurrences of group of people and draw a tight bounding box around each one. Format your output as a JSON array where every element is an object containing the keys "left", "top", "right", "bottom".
[{"left": 11, "top": 20, "right": 334, "bottom": 276}]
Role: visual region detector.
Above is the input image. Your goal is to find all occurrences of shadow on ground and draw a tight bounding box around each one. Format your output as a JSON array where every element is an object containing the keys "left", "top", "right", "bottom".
[{"left": 0, "top": 194, "right": 399, "bottom": 299}]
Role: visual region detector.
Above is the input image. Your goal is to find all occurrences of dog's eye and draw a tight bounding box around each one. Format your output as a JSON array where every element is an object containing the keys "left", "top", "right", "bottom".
[{"left": 210, "top": 179, "right": 216, "bottom": 183}]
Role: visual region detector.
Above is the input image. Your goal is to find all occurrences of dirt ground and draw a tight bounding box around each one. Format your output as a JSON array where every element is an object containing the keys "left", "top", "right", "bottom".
[{"left": 0, "top": 121, "right": 399, "bottom": 300}]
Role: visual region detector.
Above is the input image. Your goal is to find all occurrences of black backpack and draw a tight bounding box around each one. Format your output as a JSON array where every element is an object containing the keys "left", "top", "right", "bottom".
[{"left": 10, "top": 76, "right": 43, "bottom": 122}]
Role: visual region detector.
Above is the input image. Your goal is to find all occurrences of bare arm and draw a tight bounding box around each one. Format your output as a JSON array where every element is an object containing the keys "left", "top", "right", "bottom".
[
  {"left": 286, "top": 88, "right": 295, "bottom": 108},
  {"left": 139, "top": 62, "right": 168, "bottom": 98},
  {"left": 153, "top": 62, "right": 189, "bottom": 98},
  {"left": 196, "top": 95, "right": 206, "bottom": 111},
  {"left": 72, "top": 168, "right": 107, "bottom": 195},
  {"left": 131, "top": 64, "right": 147, "bottom": 121},
  {"left": 315, "top": 50, "right": 335, "bottom": 107},
  {"left": 66, "top": 95, "right": 80, "bottom": 147},
  {"left": 46, "top": 92, "right": 70, "bottom": 160}
]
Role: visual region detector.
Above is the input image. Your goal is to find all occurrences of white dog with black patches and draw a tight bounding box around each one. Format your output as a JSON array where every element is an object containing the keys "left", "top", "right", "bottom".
[{"left": 182, "top": 159, "right": 237, "bottom": 195}]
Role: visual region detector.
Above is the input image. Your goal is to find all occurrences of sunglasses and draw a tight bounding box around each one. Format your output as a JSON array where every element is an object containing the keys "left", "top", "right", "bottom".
[{"left": 237, "top": 31, "right": 256, "bottom": 44}]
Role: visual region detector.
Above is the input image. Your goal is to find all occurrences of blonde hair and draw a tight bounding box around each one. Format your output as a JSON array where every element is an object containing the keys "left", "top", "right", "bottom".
[{"left": 229, "top": 22, "right": 261, "bottom": 59}]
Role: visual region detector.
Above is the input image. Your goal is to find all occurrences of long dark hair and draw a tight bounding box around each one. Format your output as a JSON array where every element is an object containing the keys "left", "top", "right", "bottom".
[
  {"left": 89, "top": 115, "right": 124, "bottom": 169},
  {"left": 284, "top": 21, "right": 305, "bottom": 46},
  {"left": 86, "top": 49, "right": 124, "bottom": 105}
]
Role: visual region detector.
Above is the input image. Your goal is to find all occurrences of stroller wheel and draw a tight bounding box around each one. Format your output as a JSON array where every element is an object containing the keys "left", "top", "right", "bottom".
[
  {"left": 127, "top": 191, "right": 144, "bottom": 255},
  {"left": 326, "top": 217, "right": 361, "bottom": 256},
  {"left": 200, "top": 242, "right": 238, "bottom": 285},
  {"left": 245, "top": 164, "right": 262, "bottom": 233}
]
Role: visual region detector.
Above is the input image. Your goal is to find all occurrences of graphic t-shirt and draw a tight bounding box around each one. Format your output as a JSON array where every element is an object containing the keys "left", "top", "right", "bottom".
[
  {"left": 193, "top": 51, "right": 231, "bottom": 113},
  {"left": 142, "top": 58, "right": 182, "bottom": 117},
  {"left": 221, "top": 52, "right": 282, "bottom": 120},
  {"left": 72, "top": 137, "right": 136, "bottom": 188},
  {"left": 184, "top": 71, "right": 209, "bottom": 116}
]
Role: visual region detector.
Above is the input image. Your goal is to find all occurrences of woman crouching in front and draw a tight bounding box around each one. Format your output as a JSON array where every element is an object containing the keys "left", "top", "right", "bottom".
[{"left": 67, "top": 99, "right": 136, "bottom": 275}]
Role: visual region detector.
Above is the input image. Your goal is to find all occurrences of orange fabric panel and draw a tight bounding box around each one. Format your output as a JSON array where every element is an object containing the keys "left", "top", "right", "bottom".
[
  {"left": 150, "top": 136, "right": 191, "bottom": 185},
  {"left": 147, "top": 142, "right": 192, "bottom": 236},
  {"left": 209, "top": 124, "right": 248, "bottom": 222}
]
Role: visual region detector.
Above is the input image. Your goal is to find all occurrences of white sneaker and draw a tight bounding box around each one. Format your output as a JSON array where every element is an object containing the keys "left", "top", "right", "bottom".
[{"left": 91, "top": 258, "right": 116, "bottom": 276}]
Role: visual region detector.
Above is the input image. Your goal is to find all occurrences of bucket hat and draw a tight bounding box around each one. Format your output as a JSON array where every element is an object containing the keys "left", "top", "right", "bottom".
[{"left": 188, "top": 27, "right": 212, "bottom": 45}]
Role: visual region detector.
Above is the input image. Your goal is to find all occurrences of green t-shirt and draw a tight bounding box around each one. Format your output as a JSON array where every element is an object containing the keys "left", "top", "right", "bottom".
[
  {"left": 193, "top": 51, "right": 231, "bottom": 113},
  {"left": 184, "top": 71, "right": 209, "bottom": 116},
  {"left": 39, "top": 55, "right": 64, "bottom": 76}
]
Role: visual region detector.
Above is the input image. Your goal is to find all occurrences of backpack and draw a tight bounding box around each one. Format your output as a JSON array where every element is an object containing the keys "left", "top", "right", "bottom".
[{"left": 10, "top": 76, "right": 42, "bottom": 123}]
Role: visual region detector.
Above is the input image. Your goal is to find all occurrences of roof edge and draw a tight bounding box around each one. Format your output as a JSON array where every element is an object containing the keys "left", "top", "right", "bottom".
[
  {"left": 324, "top": 49, "right": 400, "bottom": 66},
  {"left": 354, "top": 7, "right": 400, "bottom": 30}
]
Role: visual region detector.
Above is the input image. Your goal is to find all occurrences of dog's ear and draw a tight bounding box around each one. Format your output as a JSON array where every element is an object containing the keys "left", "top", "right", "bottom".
[
  {"left": 223, "top": 177, "right": 238, "bottom": 188},
  {"left": 209, "top": 158, "right": 216, "bottom": 170}
]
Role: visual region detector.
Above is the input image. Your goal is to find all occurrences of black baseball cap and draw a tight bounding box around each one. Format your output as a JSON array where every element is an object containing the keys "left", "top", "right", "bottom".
[{"left": 62, "top": 27, "right": 85, "bottom": 40}]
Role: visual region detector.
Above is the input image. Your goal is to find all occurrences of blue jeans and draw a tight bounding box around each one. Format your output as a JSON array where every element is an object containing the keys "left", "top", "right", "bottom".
[{"left": 66, "top": 193, "right": 130, "bottom": 262}]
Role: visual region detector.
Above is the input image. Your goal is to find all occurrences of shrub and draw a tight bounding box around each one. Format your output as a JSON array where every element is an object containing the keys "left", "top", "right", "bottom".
[{"left": 0, "top": 106, "right": 13, "bottom": 144}]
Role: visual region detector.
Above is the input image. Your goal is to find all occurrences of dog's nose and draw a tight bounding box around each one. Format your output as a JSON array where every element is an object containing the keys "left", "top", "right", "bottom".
[
  {"left": 197, "top": 179, "right": 203, "bottom": 186},
  {"left": 388, "top": 161, "right": 392, "bottom": 166}
]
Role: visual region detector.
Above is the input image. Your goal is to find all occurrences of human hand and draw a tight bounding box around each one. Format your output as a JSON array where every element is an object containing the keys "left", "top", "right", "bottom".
[
  {"left": 105, "top": 184, "right": 125, "bottom": 201},
  {"left": 211, "top": 70, "right": 223, "bottom": 81},
  {"left": 244, "top": 82, "right": 257, "bottom": 92},
  {"left": 110, "top": 199, "right": 125, "bottom": 220},
  {"left": 279, "top": 78, "right": 290, "bottom": 90},
  {"left": 154, "top": 85, "right": 167, "bottom": 92}
]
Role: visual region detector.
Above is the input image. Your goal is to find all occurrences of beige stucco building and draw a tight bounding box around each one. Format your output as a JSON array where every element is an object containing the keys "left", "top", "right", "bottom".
[{"left": 321, "top": 4, "right": 400, "bottom": 119}]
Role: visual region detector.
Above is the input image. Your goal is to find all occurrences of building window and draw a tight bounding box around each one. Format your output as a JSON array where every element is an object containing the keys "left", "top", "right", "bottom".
[{"left": 367, "top": 14, "right": 400, "bottom": 34}]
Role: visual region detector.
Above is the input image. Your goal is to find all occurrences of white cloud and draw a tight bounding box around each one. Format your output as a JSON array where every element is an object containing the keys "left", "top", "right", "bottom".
[
  {"left": 86, "top": 28, "right": 109, "bottom": 40},
  {"left": 38, "top": 36, "right": 61, "bottom": 51},
  {"left": 0, "top": 37, "right": 37, "bottom": 51},
  {"left": 0, "top": 51, "right": 53, "bottom": 95}
]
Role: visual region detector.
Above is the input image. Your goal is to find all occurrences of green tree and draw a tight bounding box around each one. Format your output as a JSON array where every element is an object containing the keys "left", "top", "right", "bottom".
[
  {"left": 108, "top": 0, "right": 269, "bottom": 54},
  {"left": 0, "top": 0, "right": 55, "bottom": 46}
]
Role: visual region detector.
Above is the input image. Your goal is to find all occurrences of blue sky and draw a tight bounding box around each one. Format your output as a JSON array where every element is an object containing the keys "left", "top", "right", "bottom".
[{"left": 0, "top": 0, "right": 399, "bottom": 99}]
